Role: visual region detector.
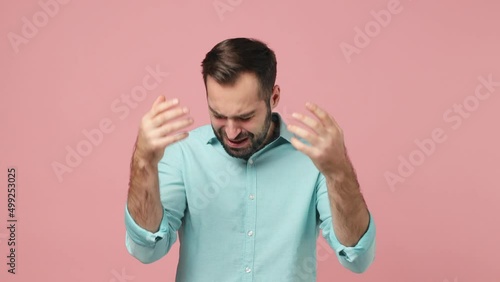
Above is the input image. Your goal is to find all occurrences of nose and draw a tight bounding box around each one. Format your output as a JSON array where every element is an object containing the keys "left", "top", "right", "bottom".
[{"left": 225, "top": 119, "right": 242, "bottom": 140}]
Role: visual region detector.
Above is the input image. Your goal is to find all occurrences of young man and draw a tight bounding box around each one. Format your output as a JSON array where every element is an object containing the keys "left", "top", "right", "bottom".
[{"left": 125, "top": 38, "right": 376, "bottom": 281}]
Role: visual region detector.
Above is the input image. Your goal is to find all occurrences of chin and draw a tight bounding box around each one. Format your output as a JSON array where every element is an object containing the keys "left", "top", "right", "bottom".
[{"left": 224, "top": 146, "right": 253, "bottom": 160}]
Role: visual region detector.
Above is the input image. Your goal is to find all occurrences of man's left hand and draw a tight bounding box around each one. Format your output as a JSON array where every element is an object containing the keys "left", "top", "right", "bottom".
[{"left": 287, "top": 102, "right": 349, "bottom": 176}]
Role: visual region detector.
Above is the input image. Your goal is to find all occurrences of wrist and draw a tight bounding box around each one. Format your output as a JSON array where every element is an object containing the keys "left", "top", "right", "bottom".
[
  {"left": 133, "top": 147, "right": 158, "bottom": 167},
  {"left": 326, "top": 163, "right": 353, "bottom": 184}
]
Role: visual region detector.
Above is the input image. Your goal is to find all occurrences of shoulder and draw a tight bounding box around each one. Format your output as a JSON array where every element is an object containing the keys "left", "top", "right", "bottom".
[
  {"left": 168, "top": 124, "right": 214, "bottom": 151},
  {"left": 162, "top": 124, "right": 213, "bottom": 160},
  {"left": 185, "top": 124, "right": 214, "bottom": 144}
]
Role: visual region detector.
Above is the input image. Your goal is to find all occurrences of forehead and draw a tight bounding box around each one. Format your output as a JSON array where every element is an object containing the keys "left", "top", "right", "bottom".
[{"left": 206, "top": 72, "right": 263, "bottom": 115}]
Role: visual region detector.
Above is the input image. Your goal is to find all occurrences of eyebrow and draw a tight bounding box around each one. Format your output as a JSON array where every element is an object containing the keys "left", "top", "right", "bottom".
[{"left": 208, "top": 106, "right": 255, "bottom": 119}]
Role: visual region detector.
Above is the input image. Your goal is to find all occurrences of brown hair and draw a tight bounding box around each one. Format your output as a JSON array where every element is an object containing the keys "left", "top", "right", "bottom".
[{"left": 201, "top": 37, "right": 277, "bottom": 101}]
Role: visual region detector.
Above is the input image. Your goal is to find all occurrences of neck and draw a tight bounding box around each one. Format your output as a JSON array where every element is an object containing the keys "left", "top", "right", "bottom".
[{"left": 262, "top": 114, "right": 280, "bottom": 146}]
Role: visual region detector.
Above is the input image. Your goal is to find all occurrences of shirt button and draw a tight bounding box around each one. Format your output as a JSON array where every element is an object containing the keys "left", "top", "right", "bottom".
[
  {"left": 247, "top": 230, "right": 254, "bottom": 237},
  {"left": 245, "top": 267, "right": 252, "bottom": 273},
  {"left": 249, "top": 194, "right": 255, "bottom": 200},
  {"left": 248, "top": 159, "right": 254, "bottom": 165}
]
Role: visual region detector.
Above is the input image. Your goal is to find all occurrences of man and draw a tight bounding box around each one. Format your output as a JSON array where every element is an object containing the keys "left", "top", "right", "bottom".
[{"left": 125, "top": 37, "right": 376, "bottom": 281}]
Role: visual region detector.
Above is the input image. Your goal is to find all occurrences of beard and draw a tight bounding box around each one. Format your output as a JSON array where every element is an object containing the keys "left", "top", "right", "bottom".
[{"left": 212, "top": 108, "right": 273, "bottom": 160}]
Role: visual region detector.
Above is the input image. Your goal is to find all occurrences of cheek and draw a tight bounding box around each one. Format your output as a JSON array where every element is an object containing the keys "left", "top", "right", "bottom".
[{"left": 244, "top": 121, "right": 261, "bottom": 135}]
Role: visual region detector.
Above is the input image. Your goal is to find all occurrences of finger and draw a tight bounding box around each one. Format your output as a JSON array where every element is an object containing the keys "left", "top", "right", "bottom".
[
  {"left": 305, "top": 102, "right": 337, "bottom": 128},
  {"left": 153, "top": 95, "right": 166, "bottom": 107},
  {"left": 290, "top": 136, "right": 318, "bottom": 158},
  {"left": 150, "top": 95, "right": 166, "bottom": 114},
  {"left": 291, "top": 112, "right": 326, "bottom": 135},
  {"left": 151, "top": 97, "right": 179, "bottom": 118},
  {"left": 152, "top": 106, "right": 189, "bottom": 128},
  {"left": 287, "top": 124, "right": 319, "bottom": 145},
  {"left": 155, "top": 117, "right": 194, "bottom": 138}
]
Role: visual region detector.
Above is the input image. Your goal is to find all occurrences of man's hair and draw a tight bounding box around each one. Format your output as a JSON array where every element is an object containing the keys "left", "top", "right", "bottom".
[{"left": 201, "top": 37, "right": 277, "bottom": 101}]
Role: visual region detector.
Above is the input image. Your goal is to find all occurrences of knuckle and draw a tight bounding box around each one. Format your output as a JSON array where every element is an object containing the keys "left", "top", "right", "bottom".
[
  {"left": 166, "top": 135, "right": 178, "bottom": 145},
  {"left": 150, "top": 139, "right": 162, "bottom": 151},
  {"left": 177, "top": 107, "right": 186, "bottom": 116},
  {"left": 313, "top": 151, "right": 321, "bottom": 159},
  {"left": 161, "top": 124, "right": 172, "bottom": 136},
  {"left": 154, "top": 116, "right": 164, "bottom": 128}
]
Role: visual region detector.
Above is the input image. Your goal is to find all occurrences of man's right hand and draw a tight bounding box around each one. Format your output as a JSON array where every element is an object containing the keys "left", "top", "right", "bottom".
[
  {"left": 134, "top": 95, "right": 193, "bottom": 165},
  {"left": 127, "top": 95, "right": 192, "bottom": 233}
]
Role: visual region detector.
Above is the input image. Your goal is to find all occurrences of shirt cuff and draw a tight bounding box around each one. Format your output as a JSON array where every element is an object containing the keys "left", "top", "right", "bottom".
[
  {"left": 322, "top": 210, "right": 376, "bottom": 273},
  {"left": 337, "top": 211, "right": 376, "bottom": 262},
  {"left": 124, "top": 204, "right": 169, "bottom": 247}
]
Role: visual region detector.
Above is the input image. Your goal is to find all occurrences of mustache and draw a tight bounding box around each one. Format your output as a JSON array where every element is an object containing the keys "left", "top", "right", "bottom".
[{"left": 218, "top": 129, "right": 252, "bottom": 141}]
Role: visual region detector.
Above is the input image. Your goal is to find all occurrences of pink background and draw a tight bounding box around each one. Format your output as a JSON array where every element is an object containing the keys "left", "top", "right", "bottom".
[{"left": 1, "top": 0, "right": 499, "bottom": 281}]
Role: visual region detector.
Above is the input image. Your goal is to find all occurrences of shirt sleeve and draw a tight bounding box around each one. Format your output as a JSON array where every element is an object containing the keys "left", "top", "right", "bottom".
[
  {"left": 124, "top": 143, "right": 187, "bottom": 264},
  {"left": 316, "top": 173, "right": 376, "bottom": 273}
]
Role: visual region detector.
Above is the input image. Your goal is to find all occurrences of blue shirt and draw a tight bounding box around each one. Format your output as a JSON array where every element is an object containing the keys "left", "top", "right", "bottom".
[{"left": 124, "top": 113, "right": 376, "bottom": 281}]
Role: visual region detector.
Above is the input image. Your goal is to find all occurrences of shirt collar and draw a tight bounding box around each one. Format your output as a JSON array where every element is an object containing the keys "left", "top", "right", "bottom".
[{"left": 206, "top": 112, "right": 294, "bottom": 145}]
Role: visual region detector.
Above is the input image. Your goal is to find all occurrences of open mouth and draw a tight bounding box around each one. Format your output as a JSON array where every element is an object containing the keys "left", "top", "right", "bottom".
[{"left": 226, "top": 137, "right": 249, "bottom": 148}]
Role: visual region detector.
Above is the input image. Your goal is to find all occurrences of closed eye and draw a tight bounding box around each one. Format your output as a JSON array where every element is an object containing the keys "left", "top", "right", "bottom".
[
  {"left": 238, "top": 116, "right": 252, "bottom": 121},
  {"left": 213, "top": 114, "right": 226, "bottom": 120},
  {"left": 212, "top": 114, "right": 252, "bottom": 121}
]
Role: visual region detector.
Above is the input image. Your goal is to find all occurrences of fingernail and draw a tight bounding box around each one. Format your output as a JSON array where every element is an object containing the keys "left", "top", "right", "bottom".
[{"left": 173, "top": 98, "right": 179, "bottom": 104}]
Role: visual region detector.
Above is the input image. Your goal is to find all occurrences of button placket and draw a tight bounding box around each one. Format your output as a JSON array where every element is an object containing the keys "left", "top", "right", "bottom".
[{"left": 243, "top": 157, "right": 257, "bottom": 280}]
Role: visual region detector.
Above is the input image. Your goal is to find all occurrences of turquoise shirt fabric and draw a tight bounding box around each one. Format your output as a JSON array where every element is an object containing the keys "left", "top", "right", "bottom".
[{"left": 124, "top": 113, "right": 376, "bottom": 282}]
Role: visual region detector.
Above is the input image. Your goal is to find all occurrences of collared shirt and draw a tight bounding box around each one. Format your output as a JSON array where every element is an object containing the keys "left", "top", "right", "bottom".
[{"left": 124, "top": 113, "right": 376, "bottom": 282}]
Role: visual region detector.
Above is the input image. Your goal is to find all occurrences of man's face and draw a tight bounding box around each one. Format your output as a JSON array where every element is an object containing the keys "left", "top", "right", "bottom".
[{"left": 206, "top": 72, "right": 273, "bottom": 160}]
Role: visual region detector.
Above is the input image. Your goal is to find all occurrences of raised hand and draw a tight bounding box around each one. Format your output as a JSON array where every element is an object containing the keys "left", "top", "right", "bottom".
[
  {"left": 134, "top": 95, "right": 193, "bottom": 165},
  {"left": 287, "top": 102, "right": 348, "bottom": 176}
]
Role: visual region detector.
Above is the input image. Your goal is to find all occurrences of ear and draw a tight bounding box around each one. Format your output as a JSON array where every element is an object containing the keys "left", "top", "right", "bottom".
[{"left": 270, "top": 85, "right": 280, "bottom": 109}]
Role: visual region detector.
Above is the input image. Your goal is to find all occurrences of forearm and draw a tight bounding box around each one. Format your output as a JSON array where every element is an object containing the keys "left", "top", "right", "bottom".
[
  {"left": 127, "top": 152, "right": 163, "bottom": 233},
  {"left": 326, "top": 161, "right": 370, "bottom": 247}
]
